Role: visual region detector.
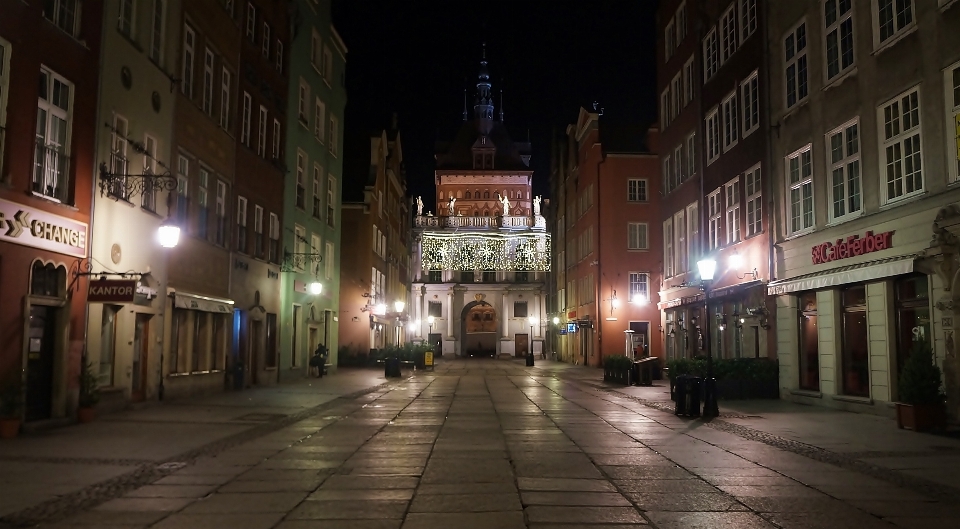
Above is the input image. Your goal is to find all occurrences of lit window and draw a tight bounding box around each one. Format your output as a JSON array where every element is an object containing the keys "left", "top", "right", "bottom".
[{"left": 879, "top": 87, "right": 922, "bottom": 203}]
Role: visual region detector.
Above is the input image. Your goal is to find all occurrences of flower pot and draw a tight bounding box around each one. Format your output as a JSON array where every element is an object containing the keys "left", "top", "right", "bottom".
[
  {"left": 77, "top": 407, "right": 96, "bottom": 424},
  {"left": 0, "top": 417, "right": 20, "bottom": 439},
  {"left": 895, "top": 402, "right": 945, "bottom": 432}
]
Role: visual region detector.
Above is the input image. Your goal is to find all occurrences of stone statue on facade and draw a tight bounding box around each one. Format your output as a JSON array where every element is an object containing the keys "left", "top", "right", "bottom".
[
  {"left": 533, "top": 195, "right": 542, "bottom": 216},
  {"left": 416, "top": 196, "right": 423, "bottom": 216},
  {"left": 498, "top": 193, "right": 510, "bottom": 215},
  {"left": 448, "top": 196, "right": 456, "bottom": 215}
]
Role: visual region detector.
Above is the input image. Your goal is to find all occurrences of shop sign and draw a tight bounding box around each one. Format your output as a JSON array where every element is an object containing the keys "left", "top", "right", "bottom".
[
  {"left": 88, "top": 280, "right": 137, "bottom": 303},
  {"left": 0, "top": 199, "right": 88, "bottom": 258},
  {"left": 567, "top": 311, "right": 576, "bottom": 319},
  {"left": 811, "top": 230, "right": 894, "bottom": 265}
]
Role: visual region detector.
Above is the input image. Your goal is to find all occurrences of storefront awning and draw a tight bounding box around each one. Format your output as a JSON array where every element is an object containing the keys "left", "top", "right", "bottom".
[
  {"left": 766, "top": 254, "right": 916, "bottom": 296},
  {"left": 173, "top": 292, "right": 235, "bottom": 313}
]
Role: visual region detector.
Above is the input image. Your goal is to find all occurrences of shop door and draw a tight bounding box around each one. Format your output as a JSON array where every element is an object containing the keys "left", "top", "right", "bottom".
[
  {"left": 428, "top": 333, "right": 442, "bottom": 356},
  {"left": 131, "top": 314, "right": 150, "bottom": 401},
  {"left": 515, "top": 334, "right": 528, "bottom": 357},
  {"left": 249, "top": 320, "right": 262, "bottom": 386},
  {"left": 26, "top": 305, "right": 56, "bottom": 422}
]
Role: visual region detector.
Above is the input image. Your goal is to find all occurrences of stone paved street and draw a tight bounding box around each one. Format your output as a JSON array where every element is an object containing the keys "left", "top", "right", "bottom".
[{"left": 2, "top": 358, "right": 960, "bottom": 528}]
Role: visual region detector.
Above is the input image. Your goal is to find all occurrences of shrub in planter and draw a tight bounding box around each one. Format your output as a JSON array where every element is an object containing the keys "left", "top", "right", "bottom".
[
  {"left": 896, "top": 340, "right": 946, "bottom": 432},
  {"left": 78, "top": 360, "right": 100, "bottom": 423},
  {"left": 603, "top": 355, "right": 633, "bottom": 385}
]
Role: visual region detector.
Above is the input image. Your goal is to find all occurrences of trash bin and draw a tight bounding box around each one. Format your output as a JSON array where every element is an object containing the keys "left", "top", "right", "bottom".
[
  {"left": 384, "top": 357, "right": 401, "bottom": 378},
  {"left": 674, "top": 375, "right": 688, "bottom": 415},
  {"left": 684, "top": 376, "right": 703, "bottom": 417},
  {"left": 635, "top": 357, "right": 656, "bottom": 386},
  {"left": 525, "top": 353, "right": 535, "bottom": 367}
]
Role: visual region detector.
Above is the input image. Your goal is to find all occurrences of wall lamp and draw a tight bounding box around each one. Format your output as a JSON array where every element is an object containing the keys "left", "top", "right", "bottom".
[{"left": 729, "top": 250, "right": 759, "bottom": 280}]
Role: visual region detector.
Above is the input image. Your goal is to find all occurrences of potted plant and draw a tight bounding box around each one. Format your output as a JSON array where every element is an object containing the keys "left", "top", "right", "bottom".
[
  {"left": 603, "top": 355, "right": 633, "bottom": 385},
  {"left": 0, "top": 376, "right": 22, "bottom": 439},
  {"left": 896, "top": 340, "right": 946, "bottom": 432},
  {"left": 78, "top": 359, "right": 100, "bottom": 423}
]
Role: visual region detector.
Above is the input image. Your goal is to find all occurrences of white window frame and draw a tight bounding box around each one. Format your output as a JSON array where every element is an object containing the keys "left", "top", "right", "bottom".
[
  {"left": 35, "top": 67, "right": 73, "bottom": 203},
  {"left": 663, "top": 155, "right": 673, "bottom": 193},
  {"left": 246, "top": 2, "right": 256, "bottom": 42},
  {"left": 311, "top": 29, "right": 322, "bottom": 71},
  {"left": 672, "top": 74, "right": 681, "bottom": 120},
  {"left": 629, "top": 272, "right": 650, "bottom": 302},
  {"left": 706, "top": 107, "right": 720, "bottom": 165},
  {"left": 237, "top": 196, "right": 247, "bottom": 227},
  {"left": 150, "top": 0, "right": 165, "bottom": 64},
  {"left": 182, "top": 24, "right": 195, "bottom": 98},
  {"left": 219, "top": 67, "right": 231, "bottom": 130},
  {"left": 202, "top": 48, "right": 215, "bottom": 116},
  {"left": 683, "top": 56, "right": 694, "bottom": 105},
  {"left": 628, "top": 222, "right": 648, "bottom": 250},
  {"left": 261, "top": 22, "right": 270, "bottom": 57},
  {"left": 664, "top": 218, "right": 674, "bottom": 277},
  {"left": 329, "top": 114, "right": 338, "bottom": 155},
  {"left": 314, "top": 97, "right": 326, "bottom": 141},
  {"left": 241, "top": 92, "right": 251, "bottom": 146},
  {"left": 824, "top": 0, "right": 856, "bottom": 82},
  {"left": 741, "top": 70, "right": 759, "bottom": 138},
  {"left": 44, "top": 0, "right": 81, "bottom": 37},
  {"left": 627, "top": 179, "right": 647, "bottom": 202},
  {"left": 677, "top": 2, "right": 687, "bottom": 43},
  {"left": 725, "top": 177, "right": 741, "bottom": 244},
  {"left": 878, "top": 86, "right": 923, "bottom": 204},
  {"left": 257, "top": 105, "right": 267, "bottom": 156},
  {"left": 276, "top": 41, "right": 283, "bottom": 73},
  {"left": 708, "top": 190, "right": 722, "bottom": 250},
  {"left": 786, "top": 144, "right": 815, "bottom": 234},
  {"left": 874, "top": 0, "right": 915, "bottom": 47},
  {"left": 665, "top": 19, "right": 675, "bottom": 62},
  {"left": 720, "top": 4, "right": 738, "bottom": 64},
  {"left": 298, "top": 77, "right": 309, "bottom": 123},
  {"left": 661, "top": 89, "right": 670, "bottom": 129},
  {"left": 703, "top": 27, "right": 719, "bottom": 82},
  {"left": 686, "top": 133, "right": 696, "bottom": 177},
  {"left": 721, "top": 90, "right": 739, "bottom": 152},
  {"left": 323, "top": 46, "right": 333, "bottom": 82},
  {"left": 674, "top": 209, "right": 686, "bottom": 273},
  {"left": 674, "top": 145, "right": 683, "bottom": 184},
  {"left": 325, "top": 241, "right": 334, "bottom": 279},
  {"left": 327, "top": 174, "right": 336, "bottom": 227},
  {"left": 745, "top": 164, "right": 762, "bottom": 237},
  {"left": 686, "top": 201, "right": 699, "bottom": 270},
  {"left": 119, "top": 0, "right": 135, "bottom": 37},
  {"left": 272, "top": 118, "right": 281, "bottom": 158},
  {"left": 784, "top": 20, "right": 809, "bottom": 110},
  {"left": 946, "top": 61, "right": 960, "bottom": 183},
  {"left": 827, "top": 118, "right": 862, "bottom": 221},
  {"left": 254, "top": 205, "right": 263, "bottom": 235},
  {"left": 740, "top": 0, "right": 758, "bottom": 43}
]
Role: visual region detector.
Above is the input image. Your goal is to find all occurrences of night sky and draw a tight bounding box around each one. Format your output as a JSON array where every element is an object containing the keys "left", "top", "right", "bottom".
[{"left": 332, "top": 0, "right": 659, "bottom": 205}]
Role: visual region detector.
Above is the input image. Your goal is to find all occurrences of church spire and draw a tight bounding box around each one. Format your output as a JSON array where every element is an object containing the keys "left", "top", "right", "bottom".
[{"left": 474, "top": 43, "right": 494, "bottom": 122}]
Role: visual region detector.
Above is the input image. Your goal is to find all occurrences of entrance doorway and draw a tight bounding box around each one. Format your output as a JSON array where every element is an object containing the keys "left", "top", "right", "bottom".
[
  {"left": 249, "top": 320, "right": 262, "bottom": 386},
  {"left": 26, "top": 305, "right": 57, "bottom": 422},
  {"left": 515, "top": 333, "right": 529, "bottom": 358},
  {"left": 428, "top": 333, "right": 442, "bottom": 356},
  {"left": 131, "top": 314, "right": 151, "bottom": 401},
  {"left": 462, "top": 302, "right": 497, "bottom": 357}
]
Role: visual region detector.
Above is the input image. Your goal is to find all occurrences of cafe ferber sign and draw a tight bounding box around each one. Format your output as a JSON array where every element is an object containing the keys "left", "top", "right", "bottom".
[{"left": 811, "top": 230, "right": 894, "bottom": 265}]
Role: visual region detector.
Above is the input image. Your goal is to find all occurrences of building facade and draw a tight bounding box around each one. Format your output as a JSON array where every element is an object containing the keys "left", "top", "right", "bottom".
[
  {"left": 85, "top": 0, "right": 181, "bottom": 409},
  {"left": 656, "top": 0, "right": 776, "bottom": 366},
  {"left": 163, "top": 0, "right": 241, "bottom": 398},
  {"left": 0, "top": 0, "right": 102, "bottom": 424},
  {"left": 339, "top": 125, "right": 409, "bottom": 354},
  {"left": 279, "top": 0, "right": 346, "bottom": 378},
  {"left": 553, "top": 109, "right": 663, "bottom": 367},
  {"left": 409, "top": 50, "right": 549, "bottom": 357},
  {"left": 767, "top": 0, "right": 960, "bottom": 421}
]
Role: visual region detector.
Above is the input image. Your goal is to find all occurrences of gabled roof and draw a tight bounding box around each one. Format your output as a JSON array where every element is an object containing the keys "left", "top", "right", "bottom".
[{"left": 435, "top": 119, "right": 531, "bottom": 171}]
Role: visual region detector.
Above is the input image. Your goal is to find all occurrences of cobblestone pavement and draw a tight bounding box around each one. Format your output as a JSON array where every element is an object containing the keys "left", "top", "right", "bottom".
[{"left": 2, "top": 357, "right": 959, "bottom": 529}]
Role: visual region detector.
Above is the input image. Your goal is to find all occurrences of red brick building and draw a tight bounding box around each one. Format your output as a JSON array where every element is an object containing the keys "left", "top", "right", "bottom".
[
  {"left": 553, "top": 109, "right": 662, "bottom": 367},
  {"left": 0, "top": 0, "right": 103, "bottom": 423},
  {"left": 656, "top": 0, "right": 775, "bottom": 363}
]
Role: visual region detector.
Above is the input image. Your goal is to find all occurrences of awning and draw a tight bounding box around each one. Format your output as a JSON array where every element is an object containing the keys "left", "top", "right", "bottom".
[
  {"left": 766, "top": 254, "right": 916, "bottom": 296},
  {"left": 173, "top": 292, "right": 235, "bottom": 313}
]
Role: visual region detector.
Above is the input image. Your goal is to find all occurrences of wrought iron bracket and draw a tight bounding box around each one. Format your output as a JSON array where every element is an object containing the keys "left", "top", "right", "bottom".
[
  {"left": 279, "top": 251, "right": 323, "bottom": 273},
  {"left": 68, "top": 257, "right": 145, "bottom": 293},
  {"left": 98, "top": 162, "right": 177, "bottom": 199}
]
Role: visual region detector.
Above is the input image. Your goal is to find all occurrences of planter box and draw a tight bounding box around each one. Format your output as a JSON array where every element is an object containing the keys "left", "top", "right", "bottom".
[
  {"left": 896, "top": 403, "right": 946, "bottom": 432},
  {"left": 603, "top": 369, "right": 631, "bottom": 386}
]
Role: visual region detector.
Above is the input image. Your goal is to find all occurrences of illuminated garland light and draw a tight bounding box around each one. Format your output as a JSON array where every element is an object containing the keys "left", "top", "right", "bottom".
[{"left": 421, "top": 232, "right": 551, "bottom": 271}]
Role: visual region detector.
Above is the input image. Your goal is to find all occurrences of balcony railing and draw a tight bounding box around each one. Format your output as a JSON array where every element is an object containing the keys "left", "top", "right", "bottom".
[
  {"left": 108, "top": 150, "right": 130, "bottom": 201},
  {"left": 33, "top": 140, "right": 70, "bottom": 202},
  {"left": 414, "top": 215, "right": 544, "bottom": 230}
]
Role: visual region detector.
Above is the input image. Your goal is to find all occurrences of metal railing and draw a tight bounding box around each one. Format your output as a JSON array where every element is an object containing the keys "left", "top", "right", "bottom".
[
  {"left": 414, "top": 215, "right": 543, "bottom": 229},
  {"left": 33, "top": 140, "right": 70, "bottom": 202}
]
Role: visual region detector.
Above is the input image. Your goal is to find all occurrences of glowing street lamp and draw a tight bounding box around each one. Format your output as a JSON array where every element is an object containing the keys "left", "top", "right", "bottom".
[
  {"left": 552, "top": 316, "right": 560, "bottom": 325},
  {"left": 309, "top": 281, "right": 323, "bottom": 295},
  {"left": 157, "top": 223, "right": 181, "bottom": 248},
  {"left": 394, "top": 300, "right": 405, "bottom": 313},
  {"left": 696, "top": 257, "right": 719, "bottom": 418}
]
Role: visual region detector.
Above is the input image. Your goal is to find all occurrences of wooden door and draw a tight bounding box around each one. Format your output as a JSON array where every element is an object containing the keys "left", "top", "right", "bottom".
[
  {"left": 131, "top": 314, "right": 150, "bottom": 401},
  {"left": 515, "top": 334, "right": 528, "bottom": 358}
]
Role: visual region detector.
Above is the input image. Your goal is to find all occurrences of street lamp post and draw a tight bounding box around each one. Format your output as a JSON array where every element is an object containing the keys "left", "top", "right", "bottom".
[
  {"left": 528, "top": 316, "right": 538, "bottom": 365},
  {"left": 394, "top": 300, "right": 405, "bottom": 346},
  {"left": 697, "top": 258, "right": 719, "bottom": 418},
  {"left": 427, "top": 315, "right": 435, "bottom": 341}
]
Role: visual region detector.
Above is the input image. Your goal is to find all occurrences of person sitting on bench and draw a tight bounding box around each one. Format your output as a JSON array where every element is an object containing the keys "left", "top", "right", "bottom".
[{"left": 309, "top": 343, "right": 328, "bottom": 378}]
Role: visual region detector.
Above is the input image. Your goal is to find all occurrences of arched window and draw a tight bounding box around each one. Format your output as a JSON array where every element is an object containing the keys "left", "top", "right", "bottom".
[
  {"left": 439, "top": 191, "right": 444, "bottom": 199},
  {"left": 483, "top": 209, "right": 489, "bottom": 216},
  {"left": 474, "top": 211, "right": 480, "bottom": 217},
  {"left": 475, "top": 190, "right": 480, "bottom": 199},
  {"left": 31, "top": 260, "right": 66, "bottom": 298},
  {"left": 456, "top": 191, "right": 462, "bottom": 199},
  {"left": 465, "top": 191, "right": 472, "bottom": 199},
  {"left": 484, "top": 191, "right": 490, "bottom": 199}
]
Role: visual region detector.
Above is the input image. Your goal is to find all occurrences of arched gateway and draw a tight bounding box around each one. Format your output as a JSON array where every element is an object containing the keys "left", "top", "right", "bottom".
[{"left": 461, "top": 301, "right": 498, "bottom": 357}]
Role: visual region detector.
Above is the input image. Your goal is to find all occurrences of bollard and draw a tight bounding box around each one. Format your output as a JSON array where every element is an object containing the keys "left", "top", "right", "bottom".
[{"left": 674, "top": 375, "right": 688, "bottom": 416}]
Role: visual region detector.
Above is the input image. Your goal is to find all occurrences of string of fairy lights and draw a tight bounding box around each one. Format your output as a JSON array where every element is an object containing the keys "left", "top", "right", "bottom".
[{"left": 420, "top": 232, "right": 551, "bottom": 271}]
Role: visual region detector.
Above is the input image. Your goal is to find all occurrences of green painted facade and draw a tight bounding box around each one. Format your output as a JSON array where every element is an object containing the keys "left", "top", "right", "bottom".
[{"left": 279, "top": 0, "right": 346, "bottom": 379}]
